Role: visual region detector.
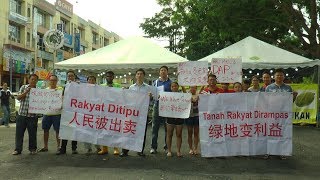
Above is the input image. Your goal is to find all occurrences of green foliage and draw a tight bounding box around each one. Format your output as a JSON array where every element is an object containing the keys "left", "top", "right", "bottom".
[{"left": 140, "top": 0, "right": 320, "bottom": 60}]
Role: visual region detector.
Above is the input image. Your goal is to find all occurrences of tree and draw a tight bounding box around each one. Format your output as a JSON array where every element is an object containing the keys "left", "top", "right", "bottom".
[{"left": 140, "top": 0, "right": 320, "bottom": 60}]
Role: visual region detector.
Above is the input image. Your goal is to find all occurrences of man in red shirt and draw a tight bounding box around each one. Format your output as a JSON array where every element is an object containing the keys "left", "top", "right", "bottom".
[
  {"left": 202, "top": 74, "right": 224, "bottom": 94},
  {"left": 221, "top": 83, "right": 235, "bottom": 93}
]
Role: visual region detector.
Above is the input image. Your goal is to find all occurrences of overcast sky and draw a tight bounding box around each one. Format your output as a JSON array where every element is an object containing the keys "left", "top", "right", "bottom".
[{"left": 47, "top": 0, "right": 162, "bottom": 39}]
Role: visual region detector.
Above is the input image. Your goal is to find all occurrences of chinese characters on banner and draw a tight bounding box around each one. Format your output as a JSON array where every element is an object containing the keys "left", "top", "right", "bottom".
[
  {"left": 28, "top": 88, "right": 63, "bottom": 114},
  {"left": 178, "top": 61, "right": 208, "bottom": 86},
  {"left": 159, "top": 92, "right": 191, "bottom": 118},
  {"left": 211, "top": 58, "right": 242, "bottom": 83},
  {"left": 199, "top": 92, "right": 293, "bottom": 157},
  {"left": 60, "top": 83, "right": 149, "bottom": 152}
]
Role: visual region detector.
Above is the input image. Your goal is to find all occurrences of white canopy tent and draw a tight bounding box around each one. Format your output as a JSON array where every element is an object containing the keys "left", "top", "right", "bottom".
[
  {"left": 199, "top": 36, "right": 320, "bottom": 69},
  {"left": 55, "top": 36, "right": 188, "bottom": 72}
]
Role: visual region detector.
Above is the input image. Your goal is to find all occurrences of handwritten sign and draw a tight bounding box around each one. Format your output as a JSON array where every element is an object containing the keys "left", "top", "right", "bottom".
[
  {"left": 178, "top": 61, "right": 208, "bottom": 86},
  {"left": 28, "top": 88, "right": 63, "bottom": 114},
  {"left": 211, "top": 58, "right": 242, "bottom": 83},
  {"left": 159, "top": 92, "right": 192, "bottom": 118},
  {"left": 59, "top": 83, "right": 150, "bottom": 152},
  {"left": 199, "top": 92, "right": 293, "bottom": 157}
]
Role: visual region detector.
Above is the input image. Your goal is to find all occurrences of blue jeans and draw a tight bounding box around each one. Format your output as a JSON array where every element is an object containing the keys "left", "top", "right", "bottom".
[
  {"left": 151, "top": 102, "right": 167, "bottom": 150},
  {"left": 1, "top": 105, "right": 10, "bottom": 126},
  {"left": 15, "top": 115, "right": 38, "bottom": 153}
]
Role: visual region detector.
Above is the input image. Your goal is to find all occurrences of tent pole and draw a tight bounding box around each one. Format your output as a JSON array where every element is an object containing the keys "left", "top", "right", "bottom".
[{"left": 317, "top": 65, "right": 320, "bottom": 128}]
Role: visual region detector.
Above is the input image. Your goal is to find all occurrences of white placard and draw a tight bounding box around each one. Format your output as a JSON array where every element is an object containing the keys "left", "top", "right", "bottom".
[
  {"left": 59, "top": 83, "right": 150, "bottom": 152},
  {"left": 28, "top": 88, "right": 63, "bottom": 114},
  {"left": 199, "top": 92, "right": 293, "bottom": 157},
  {"left": 159, "top": 92, "right": 192, "bottom": 118},
  {"left": 178, "top": 61, "right": 208, "bottom": 86},
  {"left": 211, "top": 58, "right": 242, "bottom": 83}
]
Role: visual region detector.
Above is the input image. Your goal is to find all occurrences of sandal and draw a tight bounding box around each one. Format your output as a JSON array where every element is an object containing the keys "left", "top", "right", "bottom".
[
  {"left": 177, "top": 152, "right": 183, "bottom": 157},
  {"left": 167, "top": 152, "right": 172, "bottom": 157},
  {"left": 38, "top": 148, "right": 48, "bottom": 152},
  {"left": 193, "top": 149, "right": 199, "bottom": 156},
  {"left": 189, "top": 149, "right": 194, "bottom": 155}
]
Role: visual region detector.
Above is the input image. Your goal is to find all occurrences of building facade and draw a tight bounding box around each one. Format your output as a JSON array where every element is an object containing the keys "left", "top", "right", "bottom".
[{"left": 0, "top": 0, "right": 121, "bottom": 91}]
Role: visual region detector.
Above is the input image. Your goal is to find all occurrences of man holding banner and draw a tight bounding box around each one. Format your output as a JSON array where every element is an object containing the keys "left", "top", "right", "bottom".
[
  {"left": 12, "top": 74, "right": 39, "bottom": 155},
  {"left": 201, "top": 74, "right": 223, "bottom": 94},
  {"left": 57, "top": 71, "right": 78, "bottom": 155},
  {"left": 150, "top": 66, "right": 171, "bottom": 154},
  {"left": 265, "top": 68, "right": 297, "bottom": 160},
  {"left": 38, "top": 75, "right": 63, "bottom": 154},
  {"left": 120, "top": 68, "right": 152, "bottom": 157},
  {"left": 98, "top": 71, "right": 121, "bottom": 156}
]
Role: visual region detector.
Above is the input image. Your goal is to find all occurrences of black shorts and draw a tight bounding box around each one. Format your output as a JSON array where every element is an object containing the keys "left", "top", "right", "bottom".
[{"left": 166, "top": 118, "right": 184, "bottom": 125}]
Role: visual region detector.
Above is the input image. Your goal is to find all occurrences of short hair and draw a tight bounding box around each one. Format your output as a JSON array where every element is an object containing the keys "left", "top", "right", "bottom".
[
  {"left": 243, "top": 79, "right": 251, "bottom": 85},
  {"left": 105, "top": 71, "right": 115, "bottom": 76},
  {"left": 136, "top": 68, "right": 146, "bottom": 76},
  {"left": 274, "top": 68, "right": 285, "bottom": 74},
  {"left": 233, "top": 82, "right": 242, "bottom": 86},
  {"left": 208, "top": 74, "right": 217, "bottom": 79},
  {"left": 49, "top": 74, "right": 58, "bottom": 80},
  {"left": 87, "top": 75, "right": 96, "bottom": 81},
  {"left": 159, "top": 66, "right": 168, "bottom": 71},
  {"left": 251, "top": 75, "right": 259, "bottom": 81},
  {"left": 171, "top": 81, "right": 179, "bottom": 86},
  {"left": 29, "top": 74, "right": 39, "bottom": 80},
  {"left": 262, "top": 71, "right": 271, "bottom": 76},
  {"left": 67, "top": 71, "right": 76, "bottom": 76}
]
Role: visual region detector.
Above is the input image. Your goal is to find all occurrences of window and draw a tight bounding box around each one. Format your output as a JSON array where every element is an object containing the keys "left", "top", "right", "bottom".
[
  {"left": 26, "top": 32, "right": 30, "bottom": 47},
  {"left": 8, "top": 23, "right": 20, "bottom": 43},
  {"left": 37, "top": 34, "right": 45, "bottom": 51},
  {"left": 37, "top": 11, "right": 45, "bottom": 27},
  {"left": 60, "top": 19, "right": 67, "bottom": 32},
  {"left": 92, "top": 33, "right": 98, "bottom": 44},
  {"left": 10, "top": 0, "right": 22, "bottom": 14}
]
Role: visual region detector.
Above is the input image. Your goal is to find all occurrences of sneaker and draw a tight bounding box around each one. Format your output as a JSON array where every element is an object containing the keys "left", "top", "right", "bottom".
[
  {"left": 150, "top": 148, "right": 157, "bottom": 154},
  {"left": 119, "top": 152, "right": 128, "bottom": 157},
  {"left": 29, "top": 150, "right": 37, "bottom": 155},
  {"left": 72, "top": 150, "right": 78, "bottom": 154},
  {"left": 37, "top": 148, "right": 48, "bottom": 152},
  {"left": 56, "top": 149, "right": 66, "bottom": 155},
  {"left": 280, "top": 155, "right": 287, "bottom": 160},
  {"left": 137, "top": 152, "right": 146, "bottom": 157},
  {"left": 12, "top": 150, "right": 21, "bottom": 155},
  {"left": 263, "top": 154, "right": 270, "bottom": 160}
]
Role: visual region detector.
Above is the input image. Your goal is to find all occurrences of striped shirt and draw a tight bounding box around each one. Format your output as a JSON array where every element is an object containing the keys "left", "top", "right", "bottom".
[{"left": 18, "top": 85, "right": 36, "bottom": 117}]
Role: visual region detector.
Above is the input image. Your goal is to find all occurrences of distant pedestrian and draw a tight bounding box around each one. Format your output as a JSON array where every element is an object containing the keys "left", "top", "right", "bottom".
[{"left": 0, "top": 83, "right": 14, "bottom": 127}]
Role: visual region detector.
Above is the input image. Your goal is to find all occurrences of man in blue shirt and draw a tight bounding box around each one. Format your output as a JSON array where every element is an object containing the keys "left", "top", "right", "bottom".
[
  {"left": 150, "top": 66, "right": 172, "bottom": 154},
  {"left": 265, "top": 68, "right": 297, "bottom": 160}
]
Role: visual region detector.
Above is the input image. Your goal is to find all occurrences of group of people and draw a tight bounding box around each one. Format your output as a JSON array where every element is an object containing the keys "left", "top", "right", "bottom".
[{"left": 8, "top": 65, "right": 295, "bottom": 159}]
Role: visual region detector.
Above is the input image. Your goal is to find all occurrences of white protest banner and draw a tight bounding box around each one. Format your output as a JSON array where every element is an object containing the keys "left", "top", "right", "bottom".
[
  {"left": 178, "top": 61, "right": 208, "bottom": 86},
  {"left": 211, "top": 58, "right": 242, "bottom": 83},
  {"left": 28, "top": 88, "right": 63, "bottom": 114},
  {"left": 59, "top": 83, "right": 149, "bottom": 152},
  {"left": 199, "top": 92, "right": 293, "bottom": 157},
  {"left": 159, "top": 92, "right": 191, "bottom": 118}
]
